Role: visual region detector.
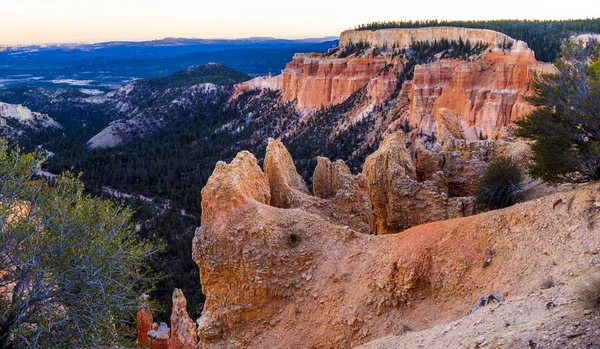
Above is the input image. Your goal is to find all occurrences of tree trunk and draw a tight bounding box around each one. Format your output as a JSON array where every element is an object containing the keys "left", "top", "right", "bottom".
[{"left": 0, "top": 311, "right": 16, "bottom": 349}]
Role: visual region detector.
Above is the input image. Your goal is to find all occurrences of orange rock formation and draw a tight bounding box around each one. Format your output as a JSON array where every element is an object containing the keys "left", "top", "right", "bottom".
[
  {"left": 363, "top": 131, "right": 476, "bottom": 234},
  {"left": 137, "top": 289, "right": 199, "bottom": 349},
  {"left": 190, "top": 140, "right": 600, "bottom": 348},
  {"left": 169, "top": 289, "right": 197, "bottom": 349},
  {"left": 279, "top": 53, "right": 400, "bottom": 109},
  {"left": 137, "top": 295, "right": 153, "bottom": 346},
  {"left": 407, "top": 46, "right": 555, "bottom": 139}
]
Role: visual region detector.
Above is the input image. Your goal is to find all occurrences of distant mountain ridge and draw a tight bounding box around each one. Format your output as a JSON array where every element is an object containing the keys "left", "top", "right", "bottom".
[
  {"left": 0, "top": 36, "right": 339, "bottom": 51},
  {"left": 0, "top": 38, "right": 337, "bottom": 90},
  {"left": 83, "top": 63, "right": 249, "bottom": 148}
]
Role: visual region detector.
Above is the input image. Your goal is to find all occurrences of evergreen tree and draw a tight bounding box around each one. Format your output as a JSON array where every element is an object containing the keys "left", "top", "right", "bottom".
[{"left": 516, "top": 40, "right": 600, "bottom": 183}]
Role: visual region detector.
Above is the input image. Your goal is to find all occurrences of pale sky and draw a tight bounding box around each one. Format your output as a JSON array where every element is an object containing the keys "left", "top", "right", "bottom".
[{"left": 1, "top": 0, "right": 599, "bottom": 44}]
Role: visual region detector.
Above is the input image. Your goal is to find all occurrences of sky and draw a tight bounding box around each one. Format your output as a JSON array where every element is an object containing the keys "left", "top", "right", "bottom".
[{"left": 1, "top": 0, "right": 599, "bottom": 44}]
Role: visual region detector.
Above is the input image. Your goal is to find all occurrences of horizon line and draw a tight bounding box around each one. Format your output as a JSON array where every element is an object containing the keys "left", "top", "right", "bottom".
[
  {"left": 0, "top": 35, "right": 341, "bottom": 47},
  {"left": 3, "top": 16, "right": 599, "bottom": 46}
]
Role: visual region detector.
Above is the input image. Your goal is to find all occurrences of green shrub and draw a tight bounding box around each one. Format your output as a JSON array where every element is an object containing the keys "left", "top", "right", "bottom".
[
  {"left": 476, "top": 156, "right": 523, "bottom": 210},
  {"left": 0, "top": 139, "right": 161, "bottom": 348}
]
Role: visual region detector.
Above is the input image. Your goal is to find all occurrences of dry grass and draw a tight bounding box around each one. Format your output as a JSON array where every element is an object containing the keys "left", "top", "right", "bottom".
[{"left": 575, "top": 271, "right": 600, "bottom": 309}]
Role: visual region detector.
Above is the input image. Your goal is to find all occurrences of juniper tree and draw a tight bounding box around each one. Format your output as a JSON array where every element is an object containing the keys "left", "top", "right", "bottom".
[{"left": 0, "top": 140, "right": 161, "bottom": 348}]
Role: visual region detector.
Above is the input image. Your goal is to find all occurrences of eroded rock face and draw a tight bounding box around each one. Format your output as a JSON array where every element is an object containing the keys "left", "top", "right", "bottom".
[
  {"left": 280, "top": 53, "right": 401, "bottom": 109},
  {"left": 340, "top": 27, "right": 516, "bottom": 49},
  {"left": 436, "top": 108, "right": 466, "bottom": 142},
  {"left": 136, "top": 290, "right": 200, "bottom": 349},
  {"left": 313, "top": 156, "right": 374, "bottom": 233},
  {"left": 192, "top": 139, "right": 600, "bottom": 348},
  {"left": 408, "top": 49, "right": 555, "bottom": 139},
  {"left": 363, "top": 131, "right": 475, "bottom": 234},
  {"left": 193, "top": 149, "right": 315, "bottom": 346},
  {"left": 170, "top": 289, "right": 198, "bottom": 349},
  {"left": 199, "top": 151, "right": 270, "bottom": 234},
  {"left": 263, "top": 138, "right": 310, "bottom": 208},
  {"left": 137, "top": 295, "right": 153, "bottom": 346}
]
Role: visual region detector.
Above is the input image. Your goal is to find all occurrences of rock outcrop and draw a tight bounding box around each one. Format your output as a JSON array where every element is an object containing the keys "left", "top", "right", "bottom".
[
  {"left": 137, "top": 295, "right": 153, "bottom": 346},
  {"left": 363, "top": 131, "right": 475, "bottom": 234},
  {"left": 170, "top": 289, "right": 197, "bottom": 349},
  {"left": 0, "top": 102, "right": 60, "bottom": 139},
  {"left": 312, "top": 156, "right": 374, "bottom": 233},
  {"left": 191, "top": 139, "right": 600, "bottom": 348},
  {"left": 136, "top": 290, "right": 199, "bottom": 349},
  {"left": 193, "top": 149, "right": 317, "bottom": 347},
  {"left": 340, "top": 27, "right": 516, "bottom": 49},
  {"left": 263, "top": 138, "right": 310, "bottom": 208}
]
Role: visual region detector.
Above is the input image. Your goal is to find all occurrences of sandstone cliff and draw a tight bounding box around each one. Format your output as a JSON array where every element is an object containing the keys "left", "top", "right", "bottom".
[
  {"left": 407, "top": 47, "right": 555, "bottom": 139},
  {"left": 363, "top": 131, "right": 475, "bottom": 234},
  {"left": 340, "top": 27, "right": 515, "bottom": 49}
]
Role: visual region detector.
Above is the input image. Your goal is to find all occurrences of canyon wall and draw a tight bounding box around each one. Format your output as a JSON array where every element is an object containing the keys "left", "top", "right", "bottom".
[
  {"left": 339, "top": 27, "right": 516, "bottom": 49},
  {"left": 248, "top": 53, "right": 402, "bottom": 109},
  {"left": 408, "top": 46, "right": 555, "bottom": 139},
  {"left": 236, "top": 28, "right": 554, "bottom": 139}
]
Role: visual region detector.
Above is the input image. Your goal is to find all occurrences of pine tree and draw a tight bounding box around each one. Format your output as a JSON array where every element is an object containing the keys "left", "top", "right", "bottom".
[{"left": 516, "top": 40, "right": 600, "bottom": 183}]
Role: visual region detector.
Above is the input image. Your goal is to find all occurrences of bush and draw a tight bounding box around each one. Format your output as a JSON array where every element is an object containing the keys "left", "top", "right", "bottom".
[
  {"left": 476, "top": 156, "right": 523, "bottom": 210},
  {"left": 0, "top": 140, "right": 161, "bottom": 348}
]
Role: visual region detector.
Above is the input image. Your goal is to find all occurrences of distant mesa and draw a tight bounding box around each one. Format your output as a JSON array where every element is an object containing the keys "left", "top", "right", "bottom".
[{"left": 340, "top": 26, "right": 517, "bottom": 49}]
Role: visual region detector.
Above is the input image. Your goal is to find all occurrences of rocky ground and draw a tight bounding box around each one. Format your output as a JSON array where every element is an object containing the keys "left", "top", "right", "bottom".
[
  {"left": 187, "top": 136, "right": 600, "bottom": 348},
  {"left": 361, "top": 286, "right": 600, "bottom": 348}
]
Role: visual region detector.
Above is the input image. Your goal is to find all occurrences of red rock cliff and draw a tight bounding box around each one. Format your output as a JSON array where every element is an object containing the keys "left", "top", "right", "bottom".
[
  {"left": 278, "top": 53, "right": 400, "bottom": 109},
  {"left": 408, "top": 43, "right": 555, "bottom": 139},
  {"left": 236, "top": 29, "right": 554, "bottom": 139}
]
